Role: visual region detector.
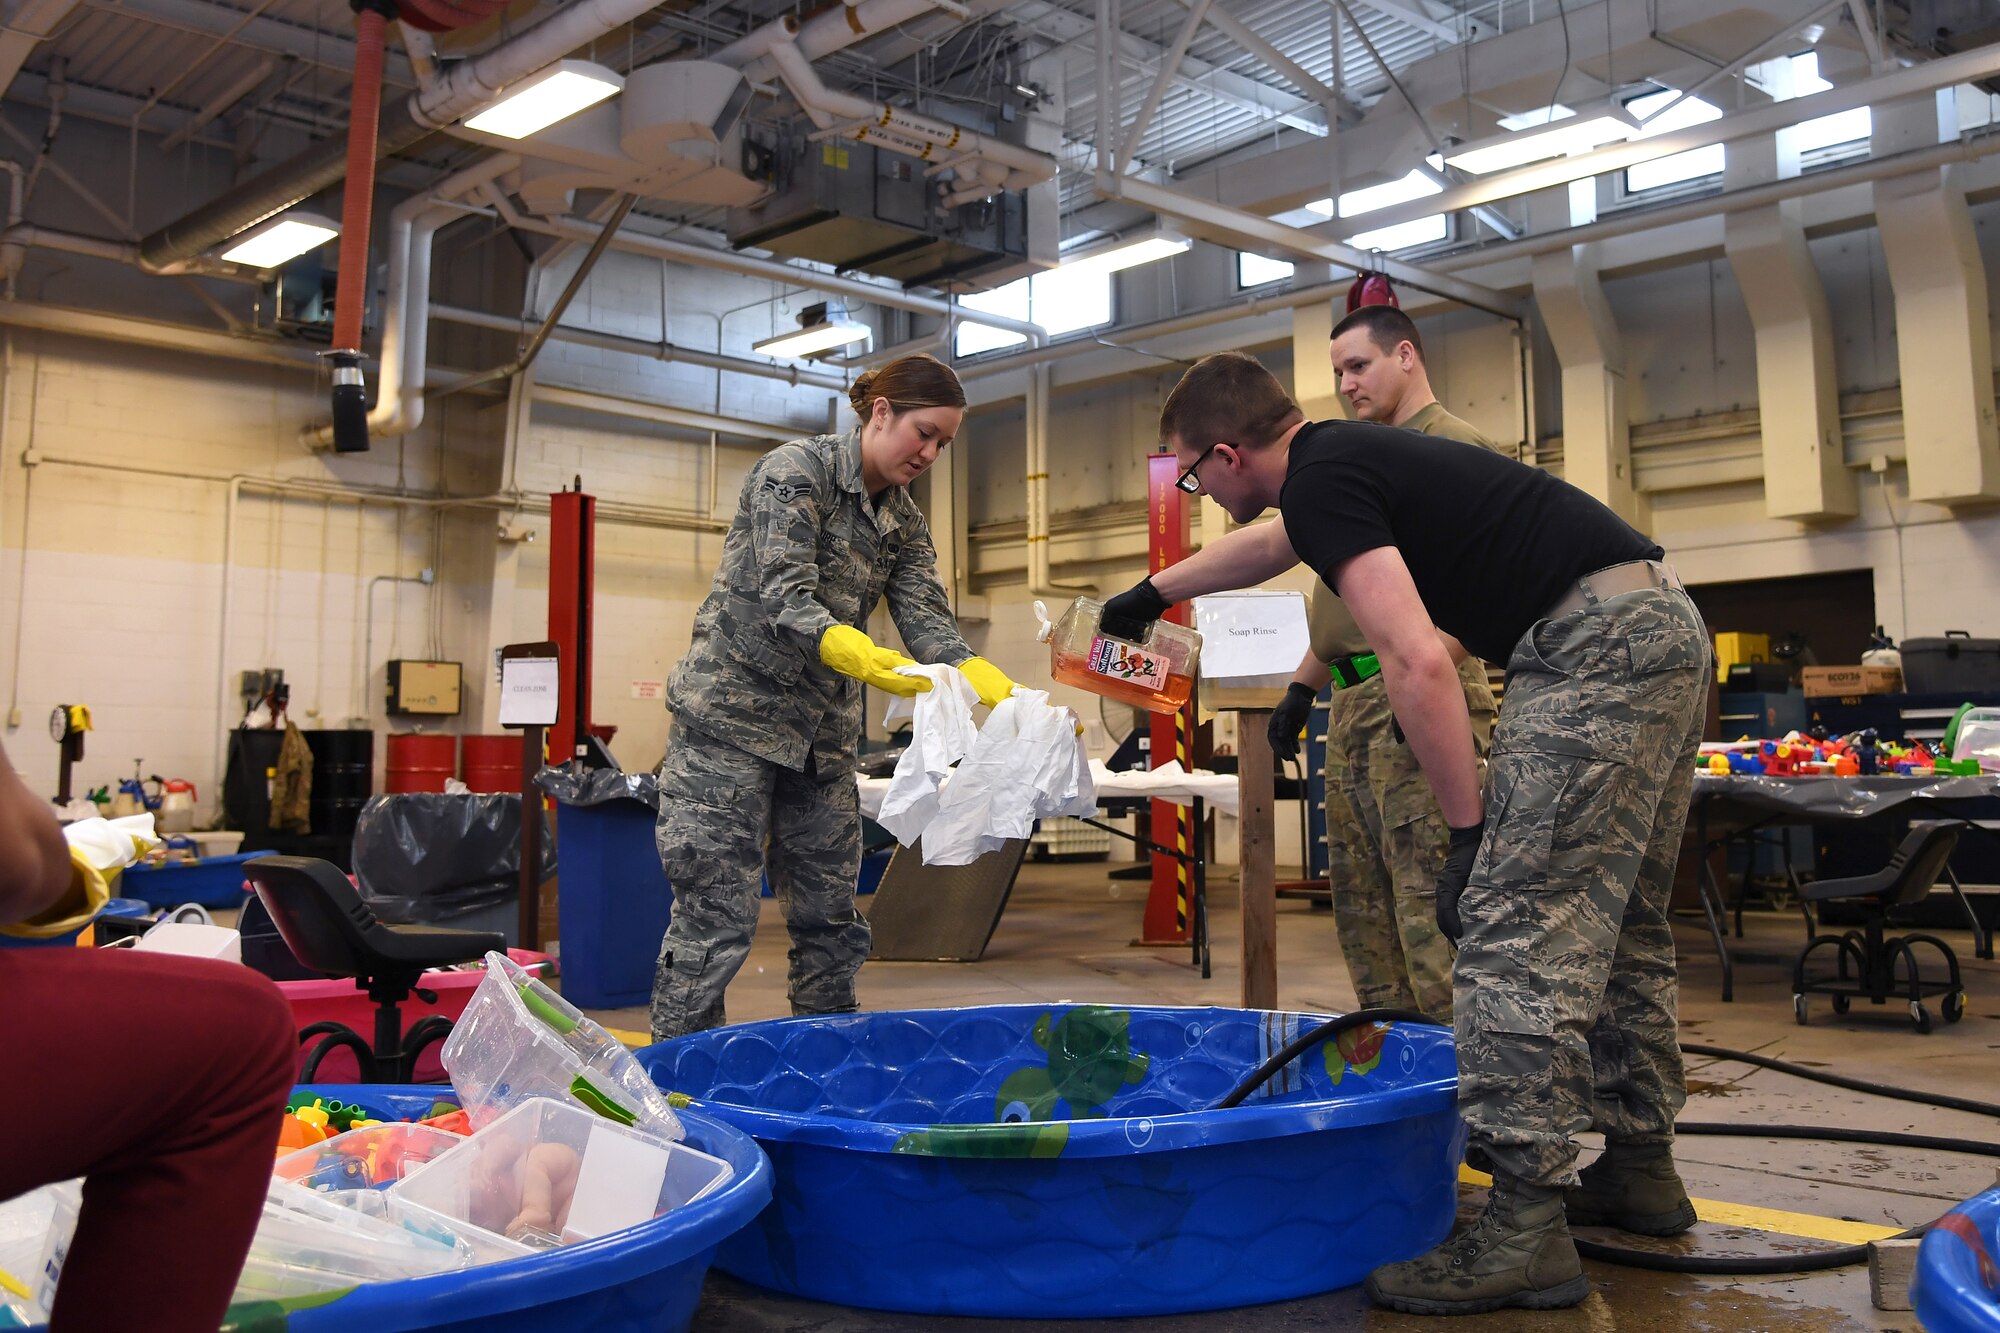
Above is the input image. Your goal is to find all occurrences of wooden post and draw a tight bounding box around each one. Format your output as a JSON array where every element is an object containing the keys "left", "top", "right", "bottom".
[
  {"left": 518, "top": 722, "right": 544, "bottom": 951},
  {"left": 1236, "top": 707, "right": 1277, "bottom": 1009}
]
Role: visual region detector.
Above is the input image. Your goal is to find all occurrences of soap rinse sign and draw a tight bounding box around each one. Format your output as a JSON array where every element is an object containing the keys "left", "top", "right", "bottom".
[{"left": 1191, "top": 591, "right": 1311, "bottom": 681}]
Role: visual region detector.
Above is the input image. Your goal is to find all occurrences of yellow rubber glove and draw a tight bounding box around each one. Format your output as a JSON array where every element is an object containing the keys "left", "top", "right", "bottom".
[
  {"left": 957, "top": 657, "right": 1019, "bottom": 709},
  {"left": 819, "top": 624, "right": 931, "bottom": 697}
]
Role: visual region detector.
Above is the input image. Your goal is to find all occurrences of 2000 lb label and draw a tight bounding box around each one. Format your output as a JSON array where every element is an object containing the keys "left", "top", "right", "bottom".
[{"left": 1088, "top": 636, "right": 1167, "bottom": 689}]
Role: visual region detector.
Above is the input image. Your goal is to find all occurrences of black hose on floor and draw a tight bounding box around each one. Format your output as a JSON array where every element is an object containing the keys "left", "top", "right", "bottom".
[
  {"left": 1681, "top": 1041, "right": 2000, "bottom": 1119},
  {"left": 1217, "top": 1020, "right": 2000, "bottom": 1276},
  {"left": 1570, "top": 1048, "right": 2000, "bottom": 1275}
]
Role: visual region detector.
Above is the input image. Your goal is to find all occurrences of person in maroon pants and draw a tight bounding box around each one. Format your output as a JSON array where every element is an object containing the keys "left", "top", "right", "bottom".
[{"left": 0, "top": 741, "right": 296, "bottom": 1331}]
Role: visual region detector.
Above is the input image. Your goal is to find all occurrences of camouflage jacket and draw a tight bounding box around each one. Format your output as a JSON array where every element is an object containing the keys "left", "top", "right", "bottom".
[{"left": 666, "top": 427, "right": 973, "bottom": 772}]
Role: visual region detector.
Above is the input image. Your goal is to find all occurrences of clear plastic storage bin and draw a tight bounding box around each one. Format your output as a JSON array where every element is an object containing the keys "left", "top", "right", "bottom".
[
  {"left": 0, "top": 1179, "right": 77, "bottom": 1326},
  {"left": 275, "top": 1122, "right": 471, "bottom": 1194},
  {"left": 1952, "top": 707, "right": 2000, "bottom": 774},
  {"left": 236, "top": 1182, "right": 475, "bottom": 1301},
  {"left": 389, "top": 1098, "right": 734, "bottom": 1253},
  {"left": 441, "top": 950, "right": 685, "bottom": 1142},
  {"left": 1034, "top": 597, "right": 1202, "bottom": 714}
]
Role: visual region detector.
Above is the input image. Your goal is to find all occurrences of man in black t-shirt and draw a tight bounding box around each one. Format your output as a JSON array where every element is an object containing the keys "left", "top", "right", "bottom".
[{"left": 1101, "top": 352, "right": 1710, "bottom": 1317}]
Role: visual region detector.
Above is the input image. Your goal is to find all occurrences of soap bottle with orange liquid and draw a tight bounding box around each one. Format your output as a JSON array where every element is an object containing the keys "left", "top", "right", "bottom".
[{"left": 1034, "top": 598, "right": 1202, "bottom": 714}]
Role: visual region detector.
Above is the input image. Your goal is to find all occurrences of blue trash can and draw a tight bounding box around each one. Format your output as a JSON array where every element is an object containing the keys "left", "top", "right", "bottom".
[
  {"left": 552, "top": 795, "right": 674, "bottom": 1010},
  {"left": 541, "top": 766, "right": 891, "bottom": 1011}
]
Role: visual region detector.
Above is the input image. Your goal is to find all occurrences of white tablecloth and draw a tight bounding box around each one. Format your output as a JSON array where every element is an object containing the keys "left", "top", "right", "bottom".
[{"left": 857, "top": 758, "right": 1240, "bottom": 822}]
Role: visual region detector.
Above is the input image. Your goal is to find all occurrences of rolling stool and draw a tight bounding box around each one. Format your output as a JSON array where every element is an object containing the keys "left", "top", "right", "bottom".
[
  {"left": 245, "top": 855, "right": 506, "bottom": 1082},
  {"left": 1792, "top": 821, "right": 1967, "bottom": 1034}
]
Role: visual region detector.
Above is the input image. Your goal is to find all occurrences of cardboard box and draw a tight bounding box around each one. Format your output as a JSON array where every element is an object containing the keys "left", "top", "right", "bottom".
[
  {"left": 1713, "top": 631, "right": 1770, "bottom": 684},
  {"left": 1801, "top": 665, "right": 1902, "bottom": 699}
]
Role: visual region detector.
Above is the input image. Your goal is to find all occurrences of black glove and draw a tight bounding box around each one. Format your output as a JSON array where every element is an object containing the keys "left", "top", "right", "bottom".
[
  {"left": 1435, "top": 821, "right": 1484, "bottom": 944},
  {"left": 1101, "top": 577, "right": 1170, "bottom": 642},
  {"left": 1267, "top": 682, "right": 1316, "bottom": 762}
]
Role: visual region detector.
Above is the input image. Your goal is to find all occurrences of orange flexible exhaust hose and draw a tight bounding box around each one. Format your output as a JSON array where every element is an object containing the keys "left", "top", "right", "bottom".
[{"left": 328, "top": 2, "right": 392, "bottom": 452}]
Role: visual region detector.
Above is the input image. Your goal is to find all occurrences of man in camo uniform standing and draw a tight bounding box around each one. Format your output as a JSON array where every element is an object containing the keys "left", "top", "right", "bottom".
[
  {"left": 1267, "top": 305, "right": 1503, "bottom": 1022},
  {"left": 652, "top": 355, "right": 1019, "bottom": 1042},
  {"left": 1101, "top": 352, "right": 1709, "bottom": 1316}
]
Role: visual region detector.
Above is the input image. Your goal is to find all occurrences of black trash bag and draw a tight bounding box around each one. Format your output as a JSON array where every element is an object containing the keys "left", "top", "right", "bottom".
[
  {"left": 351, "top": 792, "right": 557, "bottom": 925},
  {"left": 535, "top": 761, "right": 658, "bottom": 809}
]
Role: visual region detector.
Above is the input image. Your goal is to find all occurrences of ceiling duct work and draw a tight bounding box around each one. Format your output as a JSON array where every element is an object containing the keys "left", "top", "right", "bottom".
[
  {"left": 1908, "top": 0, "right": 2000, "bottom": 94},
  {"left": 719, "top": 28, "right": 1060, "bottom": 291},
  {"left": 480, "top": 60, "right": 765, "bottom": 215}
]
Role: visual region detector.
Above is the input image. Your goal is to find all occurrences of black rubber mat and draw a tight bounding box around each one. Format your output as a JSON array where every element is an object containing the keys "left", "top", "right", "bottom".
[{"left": 865, "top": 839, "right": 1029, "bottom": 962}]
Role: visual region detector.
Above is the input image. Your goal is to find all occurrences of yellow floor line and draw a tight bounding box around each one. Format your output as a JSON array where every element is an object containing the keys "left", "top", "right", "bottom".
[
  {"left": 1457, "top": 1165, "right": 1902, "bottom": 1245},
  {"left": 606, "top": 1026, "right": 650, "bottom": 1048}
]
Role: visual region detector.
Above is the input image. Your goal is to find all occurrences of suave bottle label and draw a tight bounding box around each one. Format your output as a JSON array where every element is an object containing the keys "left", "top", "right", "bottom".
[{"left": 1087, "top": 636, "right": 1168, "bottom": 690}]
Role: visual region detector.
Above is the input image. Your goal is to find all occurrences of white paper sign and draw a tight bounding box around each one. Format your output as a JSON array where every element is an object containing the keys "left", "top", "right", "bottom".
[
  {"left": 563, "top": 1123, "right": 672, "bottom": 1241},
  {"left": 499, "top": 656, "right": 560, "bottom": 727},
  {"left": 1192, "top": 590, "right": 1310, "bottom": 683}
]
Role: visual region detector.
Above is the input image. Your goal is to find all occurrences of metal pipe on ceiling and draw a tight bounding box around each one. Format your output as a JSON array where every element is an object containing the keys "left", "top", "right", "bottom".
[
  {"left": 481, "top": 195, "right": 1048, "bottom": 339},
  {"left": 427, "top": 193, "right": 638, "bottom": 403},
  {"left": 430, "top": 303, "right": 851, "bottom": 390},
  {"left": 1339, "top": 37, "right": 2000, "bottom": 237}
]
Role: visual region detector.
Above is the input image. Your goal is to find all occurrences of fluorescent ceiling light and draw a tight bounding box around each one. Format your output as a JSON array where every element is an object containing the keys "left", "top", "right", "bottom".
[
  {"left": 755, "top": 319, "right": 871, "bottom": 360},
  {"left": 218, "top": 213, "right": 338, "bottom": 268},
  {"left": 1056, "top": 233, "right": 1190, "bottom": 278},
  {"left": 1444, "top": 111, "right": 1637, "bottom": 175},
  {"left": 464, "top": 60, "right": 623, "bottom": 139}
]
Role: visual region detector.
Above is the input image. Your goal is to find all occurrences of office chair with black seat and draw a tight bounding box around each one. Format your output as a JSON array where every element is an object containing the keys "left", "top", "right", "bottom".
[
  {"left": 245, "top": 854, "right": 506, "bottom": 1081},
  {"left": 1792, "top": 821, "right": 1967, "bottom": 1034}
]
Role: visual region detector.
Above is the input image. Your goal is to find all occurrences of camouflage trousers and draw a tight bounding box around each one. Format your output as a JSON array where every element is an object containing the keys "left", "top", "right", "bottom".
[
  {"left": 651, "top": 723, "right": 868, "bottom": 1043},
  {"left": 1326, "top": 658, "right": 1495, "bottom": 1021},
  {"left": 1454, "top": 582, "right": 1708, "bottom": 1192}
]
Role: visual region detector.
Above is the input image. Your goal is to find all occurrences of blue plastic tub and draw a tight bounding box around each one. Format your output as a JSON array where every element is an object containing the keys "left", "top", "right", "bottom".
[
  {"left": 20, "top": 1088, "right": 771, "bottom": 1333},
  {"left": 214, "top": 1087, "right": 766, "bottom": 1333},
  {"left": 1912, "top": 1185, "right": 2000, "bottom": 1333},
  {"left": 639, "top": 1004, "right": 1463, "bottom": 1317},
  {"left": 121, "top": 851, "right": 260, "bottom": 907}
]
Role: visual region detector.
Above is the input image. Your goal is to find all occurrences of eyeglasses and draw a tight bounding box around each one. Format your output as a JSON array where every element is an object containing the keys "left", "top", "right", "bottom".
[{"left": 1175, "top": 442, "right": 1221, "bottom": 495}]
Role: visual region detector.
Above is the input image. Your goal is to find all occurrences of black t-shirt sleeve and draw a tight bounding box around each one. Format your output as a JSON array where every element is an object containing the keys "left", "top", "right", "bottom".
[{"left": 1280, "top": 457, "right": 1397, "bottom": 597}]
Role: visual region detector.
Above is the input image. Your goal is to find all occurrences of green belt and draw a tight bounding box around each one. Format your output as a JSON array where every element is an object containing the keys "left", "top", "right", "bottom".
[{"left": 1328, "top": 652, "right": 1381, "bottom": 690}]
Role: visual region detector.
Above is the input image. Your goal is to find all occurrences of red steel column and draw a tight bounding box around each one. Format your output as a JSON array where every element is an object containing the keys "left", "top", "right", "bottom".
[
  {"left": 548, "top": 485, "right": 596, "bottom": 763},
  {"left": 1142, "top": 453, "right": 1195, "bottom": 944}
]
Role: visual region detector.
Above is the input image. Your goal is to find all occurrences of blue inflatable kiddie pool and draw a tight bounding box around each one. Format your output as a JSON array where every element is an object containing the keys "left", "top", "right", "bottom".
[
  {"left": 1913, "top": 1185, "right": 2000, "bottom": 1333},
  {"left": 198, "top": 1086, "right": 768, "bottom": 1333},
  {"left": 638, "top": 1004, "right": 1462, "bottom": 1317}
]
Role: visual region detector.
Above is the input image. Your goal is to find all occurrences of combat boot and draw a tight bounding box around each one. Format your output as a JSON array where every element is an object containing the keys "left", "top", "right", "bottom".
[
  {"left": 1364, "top": 1183, "right": 1590, "bottom": 1315},
  {"left": 1564, "top": 1140, "right": 1697, "bottom": 1236}
]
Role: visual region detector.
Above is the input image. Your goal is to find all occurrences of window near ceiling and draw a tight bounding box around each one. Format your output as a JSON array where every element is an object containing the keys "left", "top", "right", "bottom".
[
  {"left": 1956, "top": 84, "right": 2000, "bottom": 131},
  {"left": 1783, "top": 51, "right": 1873, "bottom": 162},
  {"left": 952, "top": 266, "right": 1113, "bottom": 357},
  {"left": 1623, "top": 88, "right": 1725, "bottom": 194},
  {"left": 1955, "top": 84, "right": 2000, "bottom": 131},
  {"left": 1238, "top": 252, "right": 1296, "bottom": 288},
  {"left": 1298, "top": 168, "right": 1450, "bottom": 254}
]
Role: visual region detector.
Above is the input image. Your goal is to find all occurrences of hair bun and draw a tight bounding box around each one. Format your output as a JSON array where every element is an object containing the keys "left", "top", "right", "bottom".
[{"left": 847, "top": 370, "right": 877, "bottom": 415}]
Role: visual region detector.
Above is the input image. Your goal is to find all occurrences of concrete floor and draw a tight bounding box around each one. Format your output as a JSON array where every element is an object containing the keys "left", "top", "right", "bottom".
[{"left": 573, "top": 862, "right": 2000, "bottom": 1332}]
